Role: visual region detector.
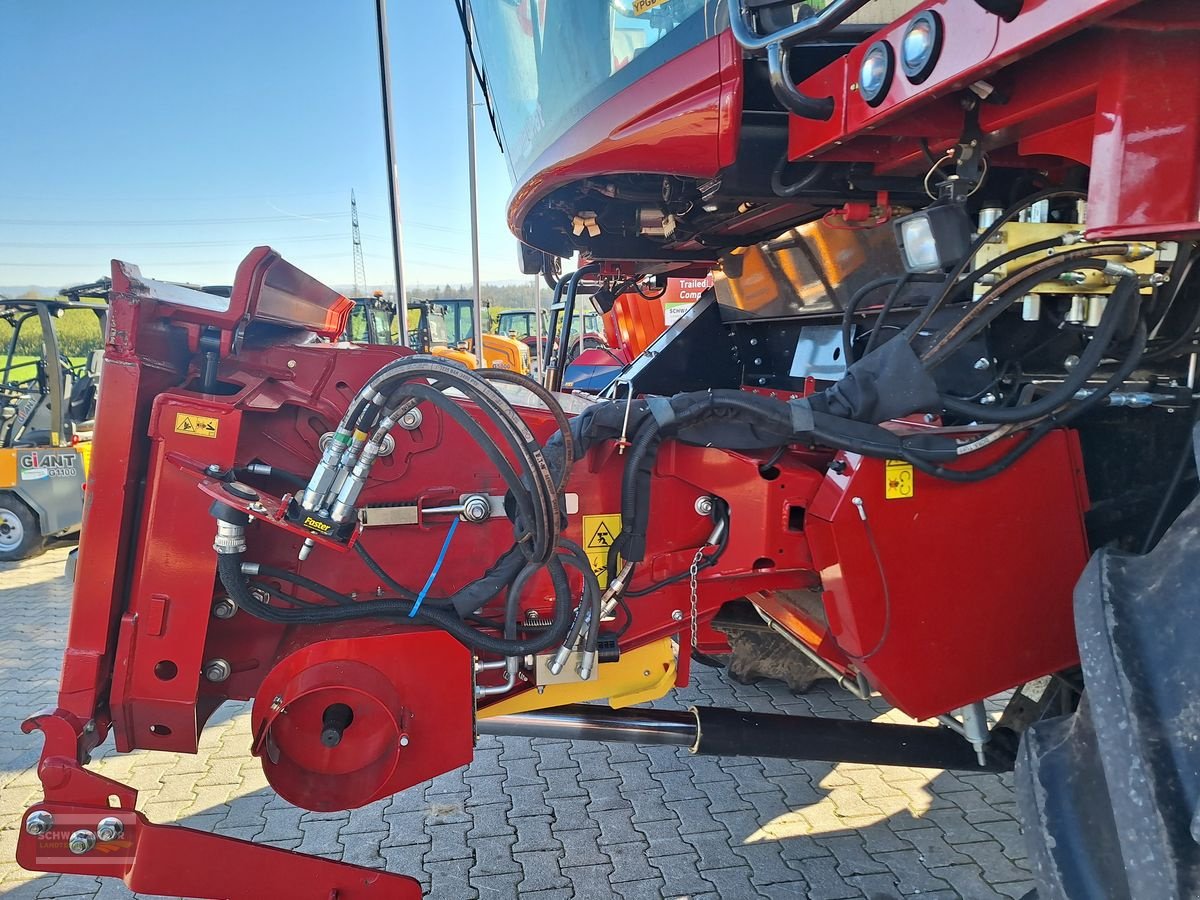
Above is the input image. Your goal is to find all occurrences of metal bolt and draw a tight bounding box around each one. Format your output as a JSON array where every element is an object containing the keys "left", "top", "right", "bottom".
[
  {"left": 205, "top": 463, "right": 223, "bottom": 476},
  {"left": 203, "top": 659, "right": 232, "bottom": 683},
  {"left": 399, "top": 734, "right": 410, "bottom": 747},
  {"left": 211, "top": 597, "right": 237, "bottom": 620},
  {"left": 271, "top": 695, "right": 284, "bottom": 710},
  {"left": 671, "top": 610, "right": 684, "bottom": 621},
  {"left": 461, "top": 494, "right": 491, "bottom": 523},
  {"left": 973, "top": 357, "right": 990, "bottom": 371},
  {"left": 749, "top": 338, "right": 758, "bottom": 346},
  {"left": 694, "top": 496, "right": 714, "bottom": 517},
  {"left": 286, "top": 359, "right": 297, "bottom": 369},
  {"left": 1063, "top": 354, "right": 1081, "bottom": 371},
  {"left": 248, "top": 501, "right": 266, "bottom": 514},
  {"left": 753, "top": 357, "right": 763, "bottom": 366},
  {"left": 398, "top": 408, "right": 423, "bottom": 431},
  {"left": 68, "top": 830, "right": 96, "bottom": 855},
  {"left": 24, "top": 811, "right": 53, "bottom": 836},
  {"left": 980, "top": 393, "right": 998, "bottom": 405},
  {"left": 643, "top": 670, "right": 651, "bottom": 677},
  {"left": 96, "top": 817, "right": 124, "bottom": 843},
  {"left": 923, "top": 413, "right": 937, "bottom": 424}
]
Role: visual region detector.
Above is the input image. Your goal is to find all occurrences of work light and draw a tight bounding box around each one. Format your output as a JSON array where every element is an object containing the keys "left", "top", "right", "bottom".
[
  {"left": 901, "top": 11, "right": 943, "bottom": 84},
  {"left": 893, "top": 202, "right": 973, "bottom": 273},
  {"left": 858, "top": 41, "right": 894, "bottom": 107}
]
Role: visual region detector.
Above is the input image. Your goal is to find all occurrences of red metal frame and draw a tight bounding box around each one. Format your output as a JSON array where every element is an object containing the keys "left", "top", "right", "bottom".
[
  {"left": 785, "top": 0, "right": 1200, "bottom": 241},
  {"left": 23, "top": 0, "right": 1179, "bottom": 892}
]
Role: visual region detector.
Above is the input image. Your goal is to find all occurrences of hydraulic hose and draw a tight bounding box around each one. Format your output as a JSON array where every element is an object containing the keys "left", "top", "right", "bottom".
[
  {"left": 219, "top": 551, "right": 576, "bottom": 656},
  {"left": 939, "top": 275, "right": 1139, "bottom": 423},
  {"left": 903, "top": 318, "right": 1148, "bottom": 482},
  {"left": 903, "top": 187, "right": 1088, "bottom": 341}
]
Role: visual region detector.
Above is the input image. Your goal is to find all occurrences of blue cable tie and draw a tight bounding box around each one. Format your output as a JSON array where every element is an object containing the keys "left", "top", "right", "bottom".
[{"left": 409, "top": 516, "right": 460, "bottom": 618}]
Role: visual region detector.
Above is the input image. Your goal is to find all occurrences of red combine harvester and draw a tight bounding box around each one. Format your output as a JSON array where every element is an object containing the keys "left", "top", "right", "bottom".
[{"left": 18, "top": 1, "right": 1200, "bottom": 897}]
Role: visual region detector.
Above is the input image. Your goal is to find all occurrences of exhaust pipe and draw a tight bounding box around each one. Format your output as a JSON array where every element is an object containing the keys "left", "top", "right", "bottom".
[{"left": 477, "top": 704, "right": 1010, "bottom": 772}]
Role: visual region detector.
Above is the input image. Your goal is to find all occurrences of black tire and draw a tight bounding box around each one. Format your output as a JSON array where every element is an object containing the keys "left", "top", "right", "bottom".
[{"left": 0, "top": 493, "right": 43, "bottom": 562}]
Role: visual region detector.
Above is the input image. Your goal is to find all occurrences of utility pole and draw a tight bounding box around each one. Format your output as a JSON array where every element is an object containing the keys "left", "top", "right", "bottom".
[
  {"left": 466, "top": 49, "right": 484, "bottom": 368},
  {"left": 350, "top": 190, "right": 367, "bottom": 297},
  {"left": 374, "top": 0, "right": 408, "bottom": 332}
]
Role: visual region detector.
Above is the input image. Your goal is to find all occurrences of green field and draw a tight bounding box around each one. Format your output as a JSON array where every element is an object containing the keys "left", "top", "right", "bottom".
[{"left": 2, "top": 304, "right": 104, "bottom": 384}]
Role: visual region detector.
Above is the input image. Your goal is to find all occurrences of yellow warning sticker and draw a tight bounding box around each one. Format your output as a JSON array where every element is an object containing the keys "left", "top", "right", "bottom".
[
  {"left": 885, "top": 459, "right": 914, "bottom": 499},
  {"left": 632, "top": 0, "right": 669, "bottom": 13},
  {"left": 583, "top": 513, "right": 622, "bottom": 589},
  {"left": 174, "top": 412, "right": 219, "bottom": 439}
]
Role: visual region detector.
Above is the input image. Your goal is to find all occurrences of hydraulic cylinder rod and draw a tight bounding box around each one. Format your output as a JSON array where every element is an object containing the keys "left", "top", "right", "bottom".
[{"left": 477, "top": 704, "right": 1010, "bottom": 772}]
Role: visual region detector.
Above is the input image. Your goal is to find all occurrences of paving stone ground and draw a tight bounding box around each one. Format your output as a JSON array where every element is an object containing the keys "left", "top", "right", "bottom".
[{"left": 0, "top": 546, "right": 1034, "bottom": 899}]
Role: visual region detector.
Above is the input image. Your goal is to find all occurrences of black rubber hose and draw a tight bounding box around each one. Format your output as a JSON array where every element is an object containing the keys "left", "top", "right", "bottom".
[
  {"left": 477, "top": 368, "right": 574, "bottom": 490},
  {"left": 772, "top": 156, "right": 828, "bottom": 198},
  {"left": 904, "top": 187, "right": 1088, "bottom": 341},
  {"left": 391, "top": 380, "right": 539, "bottom": 550},
  {"left": 1139, "top": 406, "right": 1199, "bottom": 554},
  {"left": 864, "top": 274, "right": 913, "bottom": 356},
  {"left": 220, "top": 551, "right": 575, "bottom": 655},
  {"left": 922, "top": 256, "right": 1123, "bottom": 368},
  {"left": 254, "top": 565, "right": 354, "bottom": 605},
  {"left": 939, "top": 275, "right": 1137, "bottom": 423},
  {"left": 903, "top": 319, "right": 1147, "bottom": 482}
]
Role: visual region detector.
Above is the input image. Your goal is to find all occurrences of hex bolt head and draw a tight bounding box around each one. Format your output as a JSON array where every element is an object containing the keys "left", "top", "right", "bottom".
[
  {"left": 68, "top": 830, "right": 96, "bottom": 855},
  {"left": 96, "top": 817, "right": 124, "bottom": 843},
  {"left": 973, "top": 357, "right": 991, "bottom": 370},
  {"left": 24, "top": 811, "right": 53, "bottom": 836},
  {"left": 212, "top": 597, "right": 237, "bottom": 620},
  {"left": 671, "top": 609, "right": 684, "bottom": 621},
  {"left": 461, "top": 495, "right": 491, "bottom": 523},
  {"left": 398, "top": 408, "right": 423, "bottom": 431},
  {"left": 203, "top": 658, "right": 232, "bottom": 683},
  {"left": 694, "top": 496, "right": 715, "bottom": 517}
]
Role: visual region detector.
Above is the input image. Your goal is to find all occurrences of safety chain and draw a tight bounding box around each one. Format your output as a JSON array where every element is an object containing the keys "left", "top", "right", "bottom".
[{"left": 688, "top": 546, "right": 705, "bottom": 649}]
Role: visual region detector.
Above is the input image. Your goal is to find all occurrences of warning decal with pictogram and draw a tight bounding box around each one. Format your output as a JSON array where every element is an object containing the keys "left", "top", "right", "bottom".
[
  {"left": 174, "top": 412, "right": 220, "bottom": 439},
  {"left": 582, "top": 513, "right": 622, "bottom": 588}
]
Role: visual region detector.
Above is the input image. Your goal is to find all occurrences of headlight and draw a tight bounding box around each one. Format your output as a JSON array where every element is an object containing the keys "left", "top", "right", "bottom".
[
  {"left": 893, "top": 202, "right": 973, "bottom": 273},
  {"left": 901, "top": 11, "right": 943, "bottom": 84},
  {"left": 858, "top": 41, "right": 894, "bottom": 107}
]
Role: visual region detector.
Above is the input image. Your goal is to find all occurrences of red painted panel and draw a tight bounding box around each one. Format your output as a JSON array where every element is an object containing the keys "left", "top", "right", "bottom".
[{"left": 806, "top": 430, "right": 1090, "bottom": 721}]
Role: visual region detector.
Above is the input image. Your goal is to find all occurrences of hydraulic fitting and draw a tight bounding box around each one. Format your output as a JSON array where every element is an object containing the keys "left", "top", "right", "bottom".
[
  {"left": 577, "top": 650, "right": 597, "bottom": 681},
  {"left": 210, "top": 501, "right": 249, "bottom": 555},
  {"left": 301, "top": 428, "right": 353, "bottom": 511}
]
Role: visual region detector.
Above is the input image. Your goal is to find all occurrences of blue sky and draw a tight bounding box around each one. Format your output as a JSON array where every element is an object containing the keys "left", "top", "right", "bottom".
[{"left": 0, "top": 1, "right": 522, "bottom": 292}]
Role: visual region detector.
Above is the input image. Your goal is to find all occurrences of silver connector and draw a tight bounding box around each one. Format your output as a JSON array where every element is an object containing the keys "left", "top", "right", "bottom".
[
  {"left": 577, "top": 650, "right": 597, "bottom": 681},
  {"left": 599, "top": 562, "right": 636, "bottom": 618},
  {"left": 475, "top": 667, "right": 517, "bottom": 698},
  {"left": 547, "top": 644, "right": 573, "bottom": 676},
  {"left": 213, "top": 521, "right": 246, "bottom": 555},
  {"left": 298, "top": 537, "right": 316, "bottom": 561}
]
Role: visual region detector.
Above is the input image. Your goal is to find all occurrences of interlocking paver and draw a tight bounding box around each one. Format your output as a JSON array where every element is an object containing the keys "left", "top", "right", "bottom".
[{"left": 2, "top": 546, "right": 1033, "bottom": 899}]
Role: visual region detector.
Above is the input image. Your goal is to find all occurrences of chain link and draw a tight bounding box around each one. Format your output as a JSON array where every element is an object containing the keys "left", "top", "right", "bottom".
[{"left": 688, "top": 547, "right": 704, "bottom": 649}]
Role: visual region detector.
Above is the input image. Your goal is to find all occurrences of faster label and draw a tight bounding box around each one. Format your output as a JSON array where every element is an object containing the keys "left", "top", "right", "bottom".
[
  {"left": 885, "top": 459, "right": 914, "bottom": 499},
  {"left": 175, "top": 412, "right": 219, "bottom": 439}
]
